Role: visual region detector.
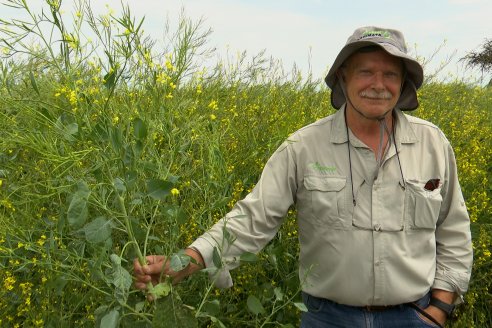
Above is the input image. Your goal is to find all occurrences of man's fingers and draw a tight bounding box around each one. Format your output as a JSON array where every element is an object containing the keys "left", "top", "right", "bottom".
[{"left": 134, "top": 281, "right": 148, "bottom": 290}]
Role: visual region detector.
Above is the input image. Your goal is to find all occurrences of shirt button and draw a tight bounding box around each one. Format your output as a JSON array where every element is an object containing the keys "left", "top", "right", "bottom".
[
  {"left": 375, "top": 261, "right": 381, "bottom": 267},
  {"left": 374, "top": 224, "right": 381, "bottom": 231}
]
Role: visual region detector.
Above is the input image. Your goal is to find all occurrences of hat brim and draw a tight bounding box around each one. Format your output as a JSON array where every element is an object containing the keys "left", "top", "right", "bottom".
[{"left": 325, "top": 40, "right": 423, "bottom": 110}]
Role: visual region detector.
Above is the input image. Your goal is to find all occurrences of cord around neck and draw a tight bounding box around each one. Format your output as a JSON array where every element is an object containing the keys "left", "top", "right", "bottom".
[{"left": 344, "top": 109, "right": 406, "bottom": 207}]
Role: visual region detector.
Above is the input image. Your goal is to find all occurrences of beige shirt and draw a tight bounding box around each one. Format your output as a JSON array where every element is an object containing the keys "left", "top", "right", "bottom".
[{"left": 191, "top": 106, "right": 473, "bottom": 306}]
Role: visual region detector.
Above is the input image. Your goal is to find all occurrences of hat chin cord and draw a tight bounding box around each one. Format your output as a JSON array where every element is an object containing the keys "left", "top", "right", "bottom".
[{"left": 339, "top": 78, "right": 406, "bottom": 207}]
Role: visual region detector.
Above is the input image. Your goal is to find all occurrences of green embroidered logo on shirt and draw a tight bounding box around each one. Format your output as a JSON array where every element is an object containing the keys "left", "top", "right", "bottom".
[{"left": 310, "top": 162, "right": 336, "bottom": 173}]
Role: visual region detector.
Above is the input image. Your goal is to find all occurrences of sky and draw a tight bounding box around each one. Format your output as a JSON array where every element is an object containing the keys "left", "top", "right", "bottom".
[{"left": 3, "top": 0, "right": 492, "bottom": 83}]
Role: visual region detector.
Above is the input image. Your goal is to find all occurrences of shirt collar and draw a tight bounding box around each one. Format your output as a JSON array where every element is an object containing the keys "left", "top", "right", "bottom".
[{"left": 330, "top": 104, "right": 419, "bottom": 145}]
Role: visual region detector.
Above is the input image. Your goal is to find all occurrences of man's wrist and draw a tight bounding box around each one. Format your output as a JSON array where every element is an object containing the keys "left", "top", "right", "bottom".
[
  {"left": 429, "top": 297, "right": 455, "bottom": 317},
  {"left": 185, "top": 247, "right": 205, "bottom": 272}
]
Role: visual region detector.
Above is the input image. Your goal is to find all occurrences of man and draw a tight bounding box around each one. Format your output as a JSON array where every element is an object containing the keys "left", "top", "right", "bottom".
[{"left": 134, "top": 26, "right": 473, "bottom": 327}]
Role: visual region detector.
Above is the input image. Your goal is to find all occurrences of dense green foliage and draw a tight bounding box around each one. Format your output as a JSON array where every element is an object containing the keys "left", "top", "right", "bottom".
[{"left": 0, "top": 1, "right": 491, "bottom": 327}]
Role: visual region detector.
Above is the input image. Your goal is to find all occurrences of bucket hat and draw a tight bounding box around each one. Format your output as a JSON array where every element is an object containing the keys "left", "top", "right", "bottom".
[{"left": 325, "top": 26, "right": 424, "bottom": 110}]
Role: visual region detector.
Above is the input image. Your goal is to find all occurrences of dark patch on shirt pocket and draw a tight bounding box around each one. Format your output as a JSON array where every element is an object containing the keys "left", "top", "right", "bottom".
[{"left": 405, "top": 179, "right": 443, "bottom": 229}]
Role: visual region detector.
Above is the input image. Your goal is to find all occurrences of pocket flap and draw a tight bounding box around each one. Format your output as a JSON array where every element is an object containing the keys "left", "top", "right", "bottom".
[{"left": 304, "top": 176, "right": 346, "bottom": 192}]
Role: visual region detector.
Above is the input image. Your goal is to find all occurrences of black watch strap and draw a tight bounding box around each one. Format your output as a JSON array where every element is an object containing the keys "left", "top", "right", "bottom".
[{"left": 429, "top": 297, "right": 455, "bottom": 316}]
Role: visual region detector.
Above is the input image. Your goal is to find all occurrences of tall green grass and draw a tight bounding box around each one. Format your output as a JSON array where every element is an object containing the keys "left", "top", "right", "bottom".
[{"left": 0, "top": 1, "right": 490, "bottom": 327}]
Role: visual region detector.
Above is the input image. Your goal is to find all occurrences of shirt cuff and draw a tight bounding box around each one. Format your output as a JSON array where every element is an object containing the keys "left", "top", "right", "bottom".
[{"left": 433, "top": 265, "right": 471, "bottom": 305}]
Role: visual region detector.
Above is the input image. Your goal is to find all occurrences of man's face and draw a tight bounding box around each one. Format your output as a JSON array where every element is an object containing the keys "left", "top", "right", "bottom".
[{"left": 341, "top": 49, "right": 403, "bottom": 120}]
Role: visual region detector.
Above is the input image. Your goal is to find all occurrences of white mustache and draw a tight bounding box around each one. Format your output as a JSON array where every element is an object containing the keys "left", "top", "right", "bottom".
[{"left": 359, "top": 90, "right": 392, "bottom": 100}]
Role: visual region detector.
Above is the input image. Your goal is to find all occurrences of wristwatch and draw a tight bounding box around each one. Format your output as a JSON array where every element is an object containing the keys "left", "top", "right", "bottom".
[{"left": 429, "top": 297, "right": 455, "bottom": 316}]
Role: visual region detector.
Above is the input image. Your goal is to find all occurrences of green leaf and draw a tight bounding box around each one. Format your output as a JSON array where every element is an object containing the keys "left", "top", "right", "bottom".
[
  {"left": 109, "top": 254, "right": 132, "bottom": 304},
  {"left": 212, "top": 247, "right": 222, "bottom": 269},
  {"left": 210, "top": 316, "right": 227, "bottom": 328},
  {"left": 29, "top": 71, "right": 40, "bottom": 95},
  {"left": 170, "top": 252, "right": 191, "bottom": 272},
  {"left": 103, "top": 68, "right": 117, "bottom": 89},
  {"left": 240, "top": 251, "right": 258, "bottom": 263},
  {"left": 293, "top": 302, "right": 308, "bottom": 312},
  {"left": 133, "top": 117, "right": 147, "bottom": 140},
  {"left": 67, "top": 193, "right": 88, "bottom": 228},
  {"left": 100, "top": 309, "right": 120, "bottom": 328},
  {"left": 54, "top": 117, "right": 78, "bottom": 141},
  {"left": 151, "top": 281, "right": 171, "bottom": 298},
  {"left": 246, "top": 295, "right": 265, "bottom": 315},
  {"left": 64, "top": 122, "right": 79, "bottom": 136},
  {"left": 146, "top": 179, "right": 173, "bottom": 201},
  {"left": 153, "top": 295, "right": 198, "bottom": 328},
  {"left": 113, "top": 177, "right": 126, "bottom": 194},
  {"left": 110, "top": 126, "right": 123, "bottom": 152},
  {"left": 83, "top": 217, "right": 112, "bottom": 244},
  {"left": 202, "top": 299, "right": 220, "bottom": 316},
  {"left": 134, "top": 301, "right": 145, "bottom": 313},
  {"left": 273, "top": 287, "right": 284, "bottom": 301},
  {"left": 134, "top": 140, "right": 144, "bottom": 158}
]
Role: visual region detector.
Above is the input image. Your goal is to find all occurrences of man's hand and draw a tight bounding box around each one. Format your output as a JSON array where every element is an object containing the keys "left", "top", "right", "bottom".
[
  {"left": 133, "top": 248, "right": 205, "bottom": 291},
  {"left": 417, "top": 289, "right": 457, "bottom": 327}
]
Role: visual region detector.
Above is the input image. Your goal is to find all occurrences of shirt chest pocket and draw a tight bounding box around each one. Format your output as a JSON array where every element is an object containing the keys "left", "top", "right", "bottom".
[
  {"left": 303, "top": 176, "right": 349, "bottom": 229},
  {"left": 405, "top": 180, "right": 443, "bottom": 229}
]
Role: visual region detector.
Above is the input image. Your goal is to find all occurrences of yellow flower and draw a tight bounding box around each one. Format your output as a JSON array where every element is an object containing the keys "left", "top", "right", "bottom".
[
  {"left": 210, "top": 114, "right": 217, "bottom": 120},
  {"left": 37, "top": 235, "right": 47, "bottom": 246},
  {"left": 171, "top": 188, "right": 180, "bottom": 196},
  {"left": 3, "top": 272, "right": 16, "bottom": 290},
  {"left": 208, "top": 100, "right": 218, "bottom": 110}
]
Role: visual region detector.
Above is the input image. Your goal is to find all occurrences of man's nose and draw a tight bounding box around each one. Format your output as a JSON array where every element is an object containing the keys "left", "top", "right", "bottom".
[{"left": 371, "top": 72, "right": 385, "bottom": 90}]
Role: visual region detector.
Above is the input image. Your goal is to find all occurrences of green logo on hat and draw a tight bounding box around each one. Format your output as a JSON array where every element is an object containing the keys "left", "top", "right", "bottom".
[{"left": 361, "top": 30, "right": 391, "bottom": 39}]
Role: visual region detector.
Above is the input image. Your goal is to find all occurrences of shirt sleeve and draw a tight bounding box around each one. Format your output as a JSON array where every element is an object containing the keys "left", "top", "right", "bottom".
[
  {"left": 189, "top": 140, "right": 297, "bottom": 288},
  {"left": 432, "top": 141, "right": 473, "bottom": 303}
]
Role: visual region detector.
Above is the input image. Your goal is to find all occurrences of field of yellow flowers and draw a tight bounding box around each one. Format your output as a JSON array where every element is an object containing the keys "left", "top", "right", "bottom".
[{"left": 0, "top": 1, "right": 491, "bottom": 327}]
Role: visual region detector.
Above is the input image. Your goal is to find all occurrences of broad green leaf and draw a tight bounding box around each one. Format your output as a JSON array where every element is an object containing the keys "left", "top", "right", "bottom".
[
  {"left": 113, "top": 177, "right": 126, "bottom": 194},
  {"left": 67, "top": 193, "right": 88, "bottom": 228},
  {"left": 109, "top": 254, "right": 132, "bottom": 304},
  {"left": 222, "top": 226, "right": 236, "bottom": 245},
  {"left": 103, "top": 69, "right": 117, "bottom": 89},
  {"left": 133, "top": 117, "right": 147, "bottom": 140},
  {"left": 201, "top": 299, "right": 220, "bottom": 316},
  {"left": 240, "top": 251, "right": 258, "bottom": 263},
  {"left": 247, "top": 295, "right": 265, "bottom": 315},
  {"left": 76, "top": 180, "right": 90, "bottom": 197},
  {"left": 100, "top": 309, "right": 119, "bottom": 328},
  {"left": 83, "top": 217, "right": 112, "bottom": 244},
  {"left": 54, "top": 117, "right": 78, "bottom": 141},
  {"left": 170, "top": 252, "right": 191, "bottom": 272},
  {"left": 110, "top": 126, "right": 123, "bottom": 152},
  {"left": 163, "top": 205, "right": 187, "bottom": 225},
  {"left": 64, "top": 122, "right": 78, "bottom": 136},
  {"left": 123, "top": 144, "right": 134, "bottom": 167},
  {"left": 134, "top": 301, "right": 145, "bottom": 313},
  {"left": 294, "top": 302, "right": 308, "bottom": 312},
  {"left": 130, "top": 198, "right": 142, "bottom": 205},
  {"left": 153, "top": 295, "right": 198, "bottom": 328},
  {"left": 151, "top": 281, "right": 171, "bottom": 298},
  {"left": 134, "top": 140, "right": 144, "bottom": 158},
  {"left": 210, "top": 316, "right": 227, "bottom": 328},
  {"left": 146, "top": 179, "right": 173, "bottom": 200},
  {"left": 274, "top": 287, "right": 284, "bottom": 301},
  {"left": 212, "top": 247, "right": 222, "bottom": 269}
]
